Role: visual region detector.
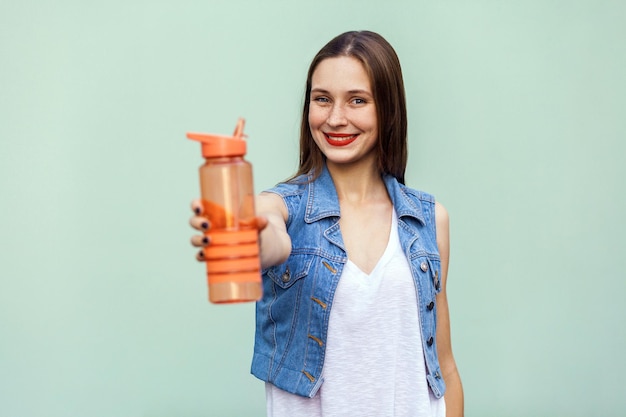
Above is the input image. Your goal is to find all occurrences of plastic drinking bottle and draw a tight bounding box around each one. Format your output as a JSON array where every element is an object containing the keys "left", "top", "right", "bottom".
[{"left": 187, "top": 118, "right": 262, "bottom": 303}]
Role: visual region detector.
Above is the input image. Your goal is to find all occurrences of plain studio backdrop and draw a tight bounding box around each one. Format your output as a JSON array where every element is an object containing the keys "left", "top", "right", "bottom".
[{"left": 1, "top": 1, "right": 624, "bottom": 416}]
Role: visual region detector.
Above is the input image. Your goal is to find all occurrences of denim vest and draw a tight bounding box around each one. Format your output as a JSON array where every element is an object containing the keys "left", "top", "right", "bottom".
[{"left": 251, "top": 165, "right": 446, "bottom": 399}]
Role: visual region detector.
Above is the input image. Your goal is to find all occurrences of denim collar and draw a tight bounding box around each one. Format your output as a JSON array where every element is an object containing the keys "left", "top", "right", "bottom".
[
  {"left": 383, "top": 174, "right": 426, "bottom": 226},
  {"left": 304, "top": 165, "right": 341, "bottom": 223},
  {"left": 304, "top": 164, "right": 425, "bottom": 225}
]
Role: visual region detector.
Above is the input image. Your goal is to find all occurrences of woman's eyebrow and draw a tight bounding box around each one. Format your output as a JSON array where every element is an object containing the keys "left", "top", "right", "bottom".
[
  {"left": 347, "top": 89, "right": 372, "bottom": 96},
  {"left": 310, "top": 88, "right": 372, "bottom": 96}
]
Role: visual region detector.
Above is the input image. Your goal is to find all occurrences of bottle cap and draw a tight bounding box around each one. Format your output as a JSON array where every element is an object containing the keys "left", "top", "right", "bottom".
[{"left": 187, "top": 118, "right": 247, "bottom": 158}]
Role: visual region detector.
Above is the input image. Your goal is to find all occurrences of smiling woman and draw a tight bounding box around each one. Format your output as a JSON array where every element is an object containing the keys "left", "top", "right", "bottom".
[
  {"left": 294, "top": 31, "right": 409, "bottom": 185},
  {"left": 190, "top": 30, "right": 464, "bottom": 417},
  {"left": 308, "top": 56, "right": 379, "bottom": 166}
]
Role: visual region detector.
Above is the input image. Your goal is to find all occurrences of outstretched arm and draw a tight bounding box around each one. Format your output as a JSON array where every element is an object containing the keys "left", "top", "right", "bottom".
[
  {"left": 434, "top": 201, "right": 464, "bottom": 417},
  {"left": 255, "top": 192, "right": 291, "bottom": 269}
]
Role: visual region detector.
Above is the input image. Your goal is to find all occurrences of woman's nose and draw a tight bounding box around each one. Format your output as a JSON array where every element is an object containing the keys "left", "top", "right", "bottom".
[{"left": 327, "top": 104, "right": 347, "bottom": 126}]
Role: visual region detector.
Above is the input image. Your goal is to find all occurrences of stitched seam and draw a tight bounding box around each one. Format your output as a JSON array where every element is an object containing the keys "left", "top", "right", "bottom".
[{"left": 270, "top": 281, "right": 303, "bottom": 379}]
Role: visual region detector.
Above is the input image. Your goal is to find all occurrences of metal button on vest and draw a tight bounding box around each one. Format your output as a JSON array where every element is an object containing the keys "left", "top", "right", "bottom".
[
  {"left": 427, "top": 336, "right": 434, "bottom": 347},
  {"left": 427, "top": 301, "right": 435, "bottom": 311},
  {"left": 420, "top": 262, "right": 428, "bottom": 272},
  {"left": 281, "top": 269, "right": 291, "bottom": 283}
]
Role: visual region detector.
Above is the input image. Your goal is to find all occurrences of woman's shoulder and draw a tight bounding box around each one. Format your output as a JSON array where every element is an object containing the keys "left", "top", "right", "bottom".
[
  {"left": 262, "top": 174, "right": 309, "bottom": 199},
  {"left": 390, "top": 178, "right": 436, "bottom": 206},
  {"left": 389, "top": 179, "right": 440, "bottom": 228},
  {"left": 401, "top": 185, "right": 435, "bottom": 204}
]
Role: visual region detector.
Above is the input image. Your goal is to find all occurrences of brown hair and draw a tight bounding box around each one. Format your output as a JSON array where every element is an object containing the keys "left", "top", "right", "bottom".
[{"left": 291, "top": 30, "right": 408, "bottom": 184}]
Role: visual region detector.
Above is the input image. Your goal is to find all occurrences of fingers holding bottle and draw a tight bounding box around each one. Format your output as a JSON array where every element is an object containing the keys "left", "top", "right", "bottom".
[
  {"left": 190, "top": 199, "right": 272, "bottom": 263},
  {"left": 190, "top": 233, "right": 210, "bottom": 247},
  {"left": 190, "top": 199, "right": 209, "bottom": 227},
  {"left": 190, "top": 199, "right": 210, "bottom": 262},
  {"left": 189, "top": 216, "right": 210, "bottom": 233}
]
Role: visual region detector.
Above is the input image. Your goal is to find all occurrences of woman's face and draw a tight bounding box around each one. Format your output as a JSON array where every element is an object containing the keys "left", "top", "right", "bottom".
[{"left": 308, "top": 56, "right": 378, "bottom": 168}]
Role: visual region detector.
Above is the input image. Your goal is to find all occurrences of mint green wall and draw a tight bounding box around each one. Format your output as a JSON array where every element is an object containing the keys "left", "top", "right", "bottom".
[{"left": 1, "top": 1, "right": 624, "bottom": 416}]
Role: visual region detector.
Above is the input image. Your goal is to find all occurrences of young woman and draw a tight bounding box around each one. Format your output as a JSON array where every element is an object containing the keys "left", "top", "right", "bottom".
[{"left": 190, "top": 30, "right": 464, "bottom": 417}]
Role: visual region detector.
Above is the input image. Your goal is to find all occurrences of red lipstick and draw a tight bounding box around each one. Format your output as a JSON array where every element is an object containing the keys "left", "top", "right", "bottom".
[{"left": 324, "top": 133, "right": 358, "bottom": 147}]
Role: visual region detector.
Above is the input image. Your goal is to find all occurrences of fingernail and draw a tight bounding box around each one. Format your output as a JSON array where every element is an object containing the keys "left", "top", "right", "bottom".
[
  {"left": 198, "top": 250, "right": 205, "bottom": 259},
  {"left": 202, "top": 236, "right": 210, "bottom": 245},
  {"left": 194, "top": 206, "right": 201, "bottom": 215},
  {"left": 201, "top": 222, "right": 209, "bottom": 230}
]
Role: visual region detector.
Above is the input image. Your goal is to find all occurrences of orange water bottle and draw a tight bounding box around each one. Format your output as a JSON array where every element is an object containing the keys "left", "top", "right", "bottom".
[{"left": 187, "top": 118, "right": 262, "bottom": 303}]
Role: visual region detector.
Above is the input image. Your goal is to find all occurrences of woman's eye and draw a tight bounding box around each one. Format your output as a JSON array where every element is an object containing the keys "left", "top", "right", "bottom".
[
  {"left": 313, "top": 96, "right": 330, "bottom": 103},
  {"left": 352, "top": 98, "right": 366, "bottom": 105}
]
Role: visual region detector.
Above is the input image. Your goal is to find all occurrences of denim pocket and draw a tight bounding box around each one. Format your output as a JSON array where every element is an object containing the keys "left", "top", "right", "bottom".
[{"left": 266, "top": 254, "right": 313, "bottom": 289}]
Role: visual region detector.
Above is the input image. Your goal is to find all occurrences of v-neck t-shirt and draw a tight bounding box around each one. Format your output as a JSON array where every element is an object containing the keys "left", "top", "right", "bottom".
[{"left": 265, "top": 210, "right": 446, "bottom": 417}]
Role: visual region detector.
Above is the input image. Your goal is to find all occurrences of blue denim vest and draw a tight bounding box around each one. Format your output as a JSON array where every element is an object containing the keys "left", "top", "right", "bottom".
[{"left": 251, "top": 165, "right": 446, "bottom": 399}]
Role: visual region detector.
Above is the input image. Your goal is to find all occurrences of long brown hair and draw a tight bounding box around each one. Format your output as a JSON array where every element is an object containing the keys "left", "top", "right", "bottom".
[{"left": 291, "top": 31, "right": 408, "bottom": 184}]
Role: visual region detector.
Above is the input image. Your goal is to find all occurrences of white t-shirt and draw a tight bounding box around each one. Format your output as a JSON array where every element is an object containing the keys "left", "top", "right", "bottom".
[{"left": 266, "top": 211, "right": 446, "bottom": 417}]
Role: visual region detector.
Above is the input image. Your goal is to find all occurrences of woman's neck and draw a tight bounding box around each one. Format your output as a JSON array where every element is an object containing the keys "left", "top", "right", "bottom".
[{"left": 326, "top": 159, "right": 387, "bottom": 204}]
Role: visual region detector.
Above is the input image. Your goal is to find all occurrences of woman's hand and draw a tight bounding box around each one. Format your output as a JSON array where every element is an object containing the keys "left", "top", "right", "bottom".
[
  {"left": 189, "top": 199, "right": 210, "bottom": 262},
  {"left": 189, "top": 198, "right": 269, "bottom": 262}
]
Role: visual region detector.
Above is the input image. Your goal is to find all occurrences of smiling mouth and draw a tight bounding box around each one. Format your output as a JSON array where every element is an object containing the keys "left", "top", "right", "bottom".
[{"left": 324, "top": 133, "right": 358, "bottom": 146}]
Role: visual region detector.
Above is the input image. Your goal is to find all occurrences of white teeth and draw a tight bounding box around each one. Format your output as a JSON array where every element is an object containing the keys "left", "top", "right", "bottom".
[{"left": 327, "top": 135, "right": 356, "bottom": 141}]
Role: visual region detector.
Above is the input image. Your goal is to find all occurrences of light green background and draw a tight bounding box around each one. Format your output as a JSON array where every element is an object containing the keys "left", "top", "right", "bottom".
[{"left": 1, "top": 1, "right": 624, "bottom": 416}]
